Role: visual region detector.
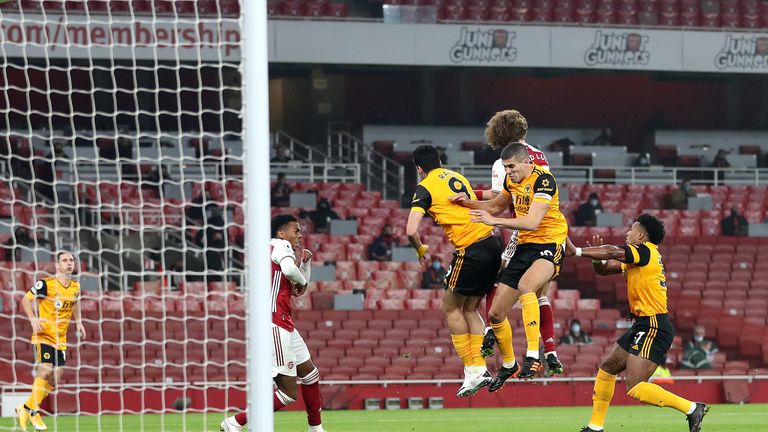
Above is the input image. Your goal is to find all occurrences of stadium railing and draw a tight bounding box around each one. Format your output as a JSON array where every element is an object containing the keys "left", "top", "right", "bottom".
[{"left": 448, "top": 165, "right": 768, "bottom": 187}]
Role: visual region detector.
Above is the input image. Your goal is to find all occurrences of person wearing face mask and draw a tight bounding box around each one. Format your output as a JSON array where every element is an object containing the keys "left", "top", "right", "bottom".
[
  {"left": 368, "top": 224, "right": 398, "bottom": 261},
  {"left": 681, "top": 325, "right": 717, "bottom": 370},
  {"left": 667, "top": 178, "right": 697, "bottom": 210},
  {"left": 560, "top": 319, "right": 592, "bottom": 345},
  {"left": 299, "top": 198, "right": 340, "bottom": 233},
  {"left": 574, "top": 192, "right": 603, "bottom": 227},
  {"left": 721, "top": 206, "right": 748, "bottom": 237},
  {"left": 421, "top": 256, "right": 448, "bottom": 289}
]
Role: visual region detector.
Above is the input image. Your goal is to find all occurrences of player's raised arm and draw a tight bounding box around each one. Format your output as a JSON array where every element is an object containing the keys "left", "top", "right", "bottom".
[
  {"left": 293, "top": 249, "right": 313, "bottom": 296},
  {"left": 449, "top": 189, "right": 511, "bottom": 215},
  {"left": 569, "top": 235, "right": 625, "bottom": 275},
  {"left": 271, "top": 217, "right": 309, "bottom": 290}
]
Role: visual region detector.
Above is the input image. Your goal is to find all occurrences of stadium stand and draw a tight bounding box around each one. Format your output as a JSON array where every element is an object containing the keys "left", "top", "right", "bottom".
[
  {"left": 3, "top": 122, "right": 766, "bottom": 387},
  {"left": 262, "top": 0, "right": 768, "bottom": 29}
]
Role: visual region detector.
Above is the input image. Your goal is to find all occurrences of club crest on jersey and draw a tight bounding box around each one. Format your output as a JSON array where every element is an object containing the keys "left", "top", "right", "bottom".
[
  {"left": 525, "top": 185, "right": 532, "bottom": 194},
  {"left": 287, "top": 361, "right": 295, "bottom": 370}
]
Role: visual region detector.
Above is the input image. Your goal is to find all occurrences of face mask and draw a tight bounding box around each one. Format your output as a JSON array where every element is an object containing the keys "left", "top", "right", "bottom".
[
  {"left": 571, "top": 324, "right": 581, "bottom": 333},
  {"left": 432, "top": 262, "right": 441, "bottom": 270},
  {"left": 694, "top": 335, "right": 703, "bottom": 342},
  {"left": 589, "top": 199, "right": 598, "bottom": 207}
]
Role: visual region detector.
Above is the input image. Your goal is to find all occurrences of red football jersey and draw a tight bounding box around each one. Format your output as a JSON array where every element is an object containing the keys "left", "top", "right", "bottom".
[
  {"left": 526, "top": 143, "right": 549, "bottom": 168},
  {"left": 270, "top": 238, "right": 297, "bottom": 332}
]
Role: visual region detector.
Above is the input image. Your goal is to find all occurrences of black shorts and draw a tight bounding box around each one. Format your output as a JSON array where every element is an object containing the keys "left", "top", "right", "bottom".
[
  {"left": 34, "top": 343, "right": 66, "bottom": 367},
  {"left": 617, "top": 314, "right": 675, "bottom": 365},
  {"left": 498, "top": 243, "right": 564, "bottom": 289},
  {"left": 444, "top": 236, "right": 502, "bottom": 297}
]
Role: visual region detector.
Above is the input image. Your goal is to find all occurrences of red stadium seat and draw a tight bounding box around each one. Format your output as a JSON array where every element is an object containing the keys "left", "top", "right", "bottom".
[
  {"left": 489, "top": 4, "right": 511, "bottom": 20},
  {"left": 466, "top": 4, "right": 489, "bottom": 20},
  {"left": 356, "top": 262, "right": 381, "bottom": 280},
  {"left": 405, "top": 298, "right": 430, "bottom": 310},
  {"left": 327, "top": 2, "right": 348, "bottom": 17},
  {"left": 208, "top": 281, "right": 237, "bottom": 292},
  {"left": 305, "top": 1, "right": 328, "bottom": 16},
  {"left": 378, "top": 299, "right": 405, "bottom": 310},
  {"left": 335, "top": 262, "right": 357, "bottom": 280},
  {"left": 441, "top": 3, "right": 467, "bottom": 20}
]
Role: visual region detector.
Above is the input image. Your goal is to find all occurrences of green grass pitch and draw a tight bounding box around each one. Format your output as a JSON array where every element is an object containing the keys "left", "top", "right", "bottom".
[{"left": 0, "top": 404, "right": 766, "bottom": 431}]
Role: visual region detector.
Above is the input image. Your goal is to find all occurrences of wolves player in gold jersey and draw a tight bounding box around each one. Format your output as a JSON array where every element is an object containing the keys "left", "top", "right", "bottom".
[
  {"left": 17, "top": 252, "right": 85, "bottom": 431},
  {"left": 406, "top": 145, "right": 503, "bottom": 397},
  {"left": 452, "top": 142, "right": 569, "bottom": 385},
  {"left": 568, "top": 214, "right": 708, "bottom": 432}
]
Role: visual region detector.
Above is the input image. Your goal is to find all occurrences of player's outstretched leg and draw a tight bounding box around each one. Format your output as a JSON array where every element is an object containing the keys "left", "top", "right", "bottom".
[
  {"left": 16, "top": 404, "right": 30, "bottom": 432},
  {"left": 457, "top": 368, "right": 492, "bottom": 397},
  {"left": 686, "top": 403, "right": 709, "bottom": 432},
  {"left": 539, "top": 295, "right": 563, "bottom": 375},
  {"left": 481, "top": 326, "right": 496, "bottom": 358},
  {"left": 487, "top": 362, "right": 519, "bottom": 392}
]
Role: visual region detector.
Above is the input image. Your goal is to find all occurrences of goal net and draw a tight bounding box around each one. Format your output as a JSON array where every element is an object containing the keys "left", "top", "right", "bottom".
[{"left": 0, "top": 1, "right": 245, "bottom": 430}]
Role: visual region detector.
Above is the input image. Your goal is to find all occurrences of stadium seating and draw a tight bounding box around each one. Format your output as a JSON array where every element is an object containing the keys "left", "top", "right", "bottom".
[
  {"left": 0, "top": 0, "right": 242, "bottom": 16},
  {"left": 3, "top": 147, "right": 767, "bottom": 382},
  {"left": 0, "top": 0, "right": 767, "bottom": 37},
  {"left": 253, "top": 0, "right": 768, "bottom": 29}
]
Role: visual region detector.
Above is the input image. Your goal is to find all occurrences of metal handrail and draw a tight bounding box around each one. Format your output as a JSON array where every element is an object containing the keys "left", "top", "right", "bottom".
[
  {"left": 274, "top": 130, "right": 329, "bottom": 163},
  {"left": 270, "top": 162, "right": 361, "bottom": 184},
  {"left": 327, "top": 131, "right": 405, "bottom": 201},
  {"left": 446, "top": 165, "right": 768, "bottom": 186}
]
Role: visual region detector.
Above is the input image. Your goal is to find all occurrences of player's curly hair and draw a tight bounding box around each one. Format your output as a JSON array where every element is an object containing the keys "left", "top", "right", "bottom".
[
  {"left": 636, "top": 213, "right": 665, "bottom": 245},
  {"left": 484, "top": 110, "right": 528, "bottom": 150},
  {"left": 271, "top": 213, "right": 298, "bottom": 238}
]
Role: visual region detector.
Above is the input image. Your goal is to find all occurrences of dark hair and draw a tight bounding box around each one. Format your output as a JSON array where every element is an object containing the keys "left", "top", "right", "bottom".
[
  {"left": 56, "top": 251, "right": 72, "bottom": 262},
  {"left": 412, "top": 145, "right": 442, "bottom": 173},
  {"left": 271, "top": 214, "right": 298, "bottom": 238},
  {"left": 500, "top": 142, "right": 529, "bottom": 161},
  {"left": 636, "top": 213, "right": 665, "bottom": 245}
]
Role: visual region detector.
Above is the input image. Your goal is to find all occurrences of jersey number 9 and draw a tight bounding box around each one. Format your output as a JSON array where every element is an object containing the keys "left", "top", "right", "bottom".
[{"left": 448, "top": 177, "right": 469, "bottom": 198}]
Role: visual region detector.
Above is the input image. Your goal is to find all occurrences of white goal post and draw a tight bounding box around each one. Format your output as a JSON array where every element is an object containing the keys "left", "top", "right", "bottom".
[{"left": 0, "top": 0, "right": 267, "bottom": 430}]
